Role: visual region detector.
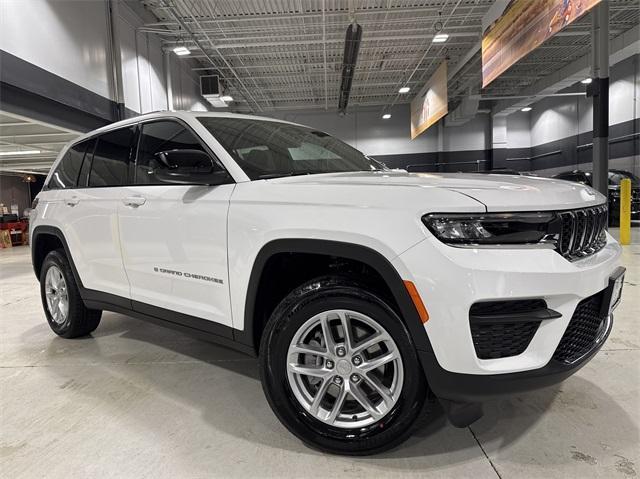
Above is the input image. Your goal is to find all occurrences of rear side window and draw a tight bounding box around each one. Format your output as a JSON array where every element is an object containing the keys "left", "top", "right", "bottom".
[
  {"left": 135, "top": 120, "right": 213, "bottom": 185},
  {"left": 48, "top": 142, "right": 87, "bottom": 189},
  {"left": 89, "top": 126, "right": 136, "bottom": 187}
]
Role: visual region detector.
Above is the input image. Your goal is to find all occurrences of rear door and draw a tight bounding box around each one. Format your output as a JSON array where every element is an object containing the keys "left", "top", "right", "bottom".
[
  {"left": 63, "top": 126, "right": 136, "bottom": 300},
  {"left": 117, "top": 119, "right": 235, "bottom": 329}
]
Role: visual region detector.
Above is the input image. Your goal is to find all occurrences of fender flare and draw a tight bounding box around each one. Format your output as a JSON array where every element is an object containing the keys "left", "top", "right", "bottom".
[
  {"left": 238, "top": 238, "right": 431, "bottom": 354},
  {"left": 31, "top": 225, "right": 84, "bottom": 287}
]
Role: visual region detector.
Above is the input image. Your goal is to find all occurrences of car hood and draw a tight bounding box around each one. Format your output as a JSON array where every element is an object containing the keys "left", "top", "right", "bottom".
[{"left": 268, "top": 171, "right": 605, "bottom": 211}]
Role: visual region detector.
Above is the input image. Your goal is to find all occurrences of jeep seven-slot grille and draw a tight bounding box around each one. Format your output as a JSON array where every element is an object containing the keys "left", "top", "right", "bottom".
[
  {"left": 553, "top": 290, "right": 606, "bottom": 364},
  {"left": 557, "top": 205, "right": 607, "bottom": 261}
]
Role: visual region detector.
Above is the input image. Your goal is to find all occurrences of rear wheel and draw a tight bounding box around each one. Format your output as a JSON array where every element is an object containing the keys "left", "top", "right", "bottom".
[
  {"left": 40, "top": 250, "right": 101, "bottom": 338},
  {"left": 259, "top": 276, "right": 427, "bottom": 455}
]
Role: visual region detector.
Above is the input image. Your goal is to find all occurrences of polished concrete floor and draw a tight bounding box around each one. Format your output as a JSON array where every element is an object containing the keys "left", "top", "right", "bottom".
[{"left": 1, "top": 238, "right": 638, "bottom": 478}]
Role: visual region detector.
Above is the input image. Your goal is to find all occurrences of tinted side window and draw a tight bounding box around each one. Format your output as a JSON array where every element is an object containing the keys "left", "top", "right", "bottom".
[
  {"left": 89, "top": 126, "right": 136, "bottom": 187},
  {"left": 135, "top": 121, "right": 215, "bottom": 185},
  {"left": 48, "top": 143, "right": 87, "bottom": 189},
  {"left": 77, "top": 138, "right": 96, "bottom": 188}
]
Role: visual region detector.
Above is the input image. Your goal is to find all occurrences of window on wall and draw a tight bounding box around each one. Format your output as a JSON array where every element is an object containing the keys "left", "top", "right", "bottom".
[
  {"left": 48, "top": 142, "right": 88, "bottom": 189},
  {"left": 89, "top": 126, "right": 136, "bottom": 187}
]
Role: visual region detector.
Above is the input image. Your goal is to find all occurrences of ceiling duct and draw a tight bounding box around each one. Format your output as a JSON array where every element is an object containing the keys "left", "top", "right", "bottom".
[
  {"left": 444, "top": 96, "right": 480, "bottom": 127},
  {"left": 338, "top": 23, "right": 362, "bottom": 114}
]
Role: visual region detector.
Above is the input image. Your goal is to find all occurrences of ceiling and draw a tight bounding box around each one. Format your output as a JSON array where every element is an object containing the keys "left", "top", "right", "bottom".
[
  {"left": 0, "top": 111, "right": 80, "bottom": 175},
  {"left": 139, "top": 0, "right": 640, "bottom": 114}
]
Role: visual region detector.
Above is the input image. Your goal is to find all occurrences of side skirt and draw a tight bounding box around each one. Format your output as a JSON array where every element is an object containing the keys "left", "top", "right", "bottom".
[{"left": 83, "top": 292, "right": 256, "bottom": 357}]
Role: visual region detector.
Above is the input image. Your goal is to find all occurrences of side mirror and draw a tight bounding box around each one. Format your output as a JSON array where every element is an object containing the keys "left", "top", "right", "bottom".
[{"left": 154, "top": 149, "right": 230, "bottom": 185}]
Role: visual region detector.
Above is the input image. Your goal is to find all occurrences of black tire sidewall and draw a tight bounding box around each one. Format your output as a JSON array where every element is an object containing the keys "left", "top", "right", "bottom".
[{"left": 260, "top": 279, "right": 426, "bottom": 455}]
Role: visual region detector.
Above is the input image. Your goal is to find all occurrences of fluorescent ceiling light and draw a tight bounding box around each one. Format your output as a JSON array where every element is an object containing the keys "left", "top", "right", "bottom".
[
  {"left": 0, "top": 149, "right": 41, "bottom": 156},
  {"left": 173, "top": 46, "right": 190, "bottom": 56},
  {"left": 581, "top": 78, "right": 593, "bottom": 84},
  {"left": 221, "top": 95, "right": 234, "bottom": 102},
  {"left": 521, "top": 107, "right": 532, "bottom": 112},
  {"left": 432, "top": 33, "right": 449, "bottom": 43},
  {"left": 398, "top": 86, "right": 410, "bottom": 94},
  {"left": 382, "top": 113, "right": 391, "bottom": 119}
]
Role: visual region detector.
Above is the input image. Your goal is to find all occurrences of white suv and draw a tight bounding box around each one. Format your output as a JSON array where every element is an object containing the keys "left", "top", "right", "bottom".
[{"left": 31, "top": 111, "right": 625, "bottom": 455}]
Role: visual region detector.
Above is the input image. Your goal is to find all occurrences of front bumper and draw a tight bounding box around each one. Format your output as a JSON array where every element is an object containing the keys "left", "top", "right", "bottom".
[
  {"left": 392, "top": 231, "right": 622, "bottom": 401},
  {"left": 418, "top": 311, "right": 613, "bottom": 403}
]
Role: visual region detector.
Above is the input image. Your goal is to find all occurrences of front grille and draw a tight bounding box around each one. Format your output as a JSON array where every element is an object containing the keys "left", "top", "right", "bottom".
[
  {"left": 553, "top": 290, "right": 606, "bottom": 364},
  {"left": 469, "top": 299, "right": 546, "bottom": 359},
  {"left": 557, "top": 205, "right": 607, "bottom": 261}
]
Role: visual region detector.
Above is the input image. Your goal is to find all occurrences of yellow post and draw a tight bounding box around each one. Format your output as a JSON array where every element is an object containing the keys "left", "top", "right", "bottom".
[{"left": 619, "top": 178, "right": 631, "bottom": 245}]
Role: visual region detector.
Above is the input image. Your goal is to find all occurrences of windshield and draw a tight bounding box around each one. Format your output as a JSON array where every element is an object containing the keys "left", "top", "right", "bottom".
[{"left": 198, "top": 117, "right": 385, "bottom": 180}]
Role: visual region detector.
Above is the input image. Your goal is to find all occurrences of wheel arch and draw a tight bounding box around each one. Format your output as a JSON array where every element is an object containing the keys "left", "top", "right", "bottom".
[
  {"left": 31, "top": 225, "right": 84, "bottom": 288},
  {"left": 239, "top": 238, "right": 430, "bottom": 355}
]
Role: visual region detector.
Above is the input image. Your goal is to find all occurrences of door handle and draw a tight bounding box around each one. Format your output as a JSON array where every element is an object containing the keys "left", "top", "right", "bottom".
[
  {"left": 122, "top": 196, "right": 146, "bottom": 208},
  {"left": 65, "top": 198, "right": 79, "bottom": 207}
]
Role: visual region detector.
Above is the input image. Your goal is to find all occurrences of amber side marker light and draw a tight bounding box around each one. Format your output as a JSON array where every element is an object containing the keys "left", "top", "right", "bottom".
[{"left": 404, "top": 280, "right": 429, "bottom": 323}]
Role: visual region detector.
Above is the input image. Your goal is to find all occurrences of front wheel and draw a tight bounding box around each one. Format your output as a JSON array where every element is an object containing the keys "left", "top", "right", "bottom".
[{"left": 259, "top": 277, "right": 427, "bottom": 455}]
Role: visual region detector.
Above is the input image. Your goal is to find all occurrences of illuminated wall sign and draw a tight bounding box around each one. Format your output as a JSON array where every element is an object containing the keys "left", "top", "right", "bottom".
[
  {"left": 410, "top": 61, "right": 448, "bottom": 140},
  {"left": 482, "top": 0, "right": 601, "bottom": 87}
]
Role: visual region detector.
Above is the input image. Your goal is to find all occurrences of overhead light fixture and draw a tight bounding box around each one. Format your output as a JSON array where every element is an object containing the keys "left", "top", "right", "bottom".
[
  {"left": 173, "top": 46, "right": 190, "bottom": 56},
  {"left": 432, "top": 33, "right": 449, "bottom": 43},
  {"left": 382, "top": 113, "right": 391, "bottom": 119},
  {"left": 581, "top": 78, "right": 593, "bottom": 84},
  {"left": 221, "top": 95, "right": 234, "bottom": 102},
  {"left": 521, "top": 107, "right": 532, "bottom": 112},
  {"left": 398, "top": 86, "right": 410, "bottom": 94},
  {"left": 0, "top": 149, "right": 41, "bottom": 156}
]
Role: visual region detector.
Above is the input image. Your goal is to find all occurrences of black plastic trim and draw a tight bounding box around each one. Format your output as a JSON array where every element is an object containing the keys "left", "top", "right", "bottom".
[
  {"left": 84, "top": 293, "right": 253, "bottom": 356},
  {"left": 240, "top": 239, "right": 430, "bottom": 354},
  {"left": 31, "top": 226, "right": 84, "bottom": 286},
  {"left": 469, "top": 307, "right": 562, "bottom": 324},
  {"left": 418, "top": 317, "right": 611, "bottom": 404},
  {"left": 132, "top": 300, "right": 233, "bottom": 339}
]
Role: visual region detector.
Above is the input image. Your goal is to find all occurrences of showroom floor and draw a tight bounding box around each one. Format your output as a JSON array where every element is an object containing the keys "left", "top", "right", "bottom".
[{"left": 1, "top": 236, "right": 638, "bottom": 479}]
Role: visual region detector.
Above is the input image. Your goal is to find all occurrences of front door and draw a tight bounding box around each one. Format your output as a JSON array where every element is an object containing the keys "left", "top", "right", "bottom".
[{"left": 117, "top": 119, "right": 234, "bottom": 328}]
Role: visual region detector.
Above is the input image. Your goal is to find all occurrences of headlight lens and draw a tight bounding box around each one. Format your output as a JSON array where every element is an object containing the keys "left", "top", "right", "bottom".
[{"left": 422, "top": 212, "right": 558, "bottom": 245}]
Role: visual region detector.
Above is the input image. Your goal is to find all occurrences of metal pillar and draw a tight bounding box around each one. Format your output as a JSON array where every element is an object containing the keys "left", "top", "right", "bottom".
[
  {"left": 490, "top": 113, "right": 508, "bottom": 171},
  {"left": 105, "top": 0, "right": 125, "bottom": 120},
  {"left": 590, "top": 1, "right": 610, "bottom": 196},
  {"left": 164, "top": 51, "right": 174, "bottom": 111}
]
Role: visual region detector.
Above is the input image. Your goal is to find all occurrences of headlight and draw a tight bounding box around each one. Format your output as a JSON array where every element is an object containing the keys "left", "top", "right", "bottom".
[{"left": 422, "top": 212, "right": 558, "bottom": 246}]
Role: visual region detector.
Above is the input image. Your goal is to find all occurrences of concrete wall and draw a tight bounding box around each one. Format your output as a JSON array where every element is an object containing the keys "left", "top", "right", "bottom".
[
  {"left": 0, "top": 0, "right": 209, "bottom": 115},
  {"left": 0, "top": 0, "right": 111, "bottom": 98},
  {"left": 522, "top": 54, "right": 639, "bottom": 176},
  {"left": 507, "top": 111, "right": 531, "bottom": 149},
  {"left": 117, "top": 3, "right": 208, "bottom": 114},
  {"left": 528, "top": 55, "right": 638, "bottom": 147}
]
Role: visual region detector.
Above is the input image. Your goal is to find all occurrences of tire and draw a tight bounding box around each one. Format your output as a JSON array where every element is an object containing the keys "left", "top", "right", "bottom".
[
  {"left": 259, "top": 276, "right": 427, "bottom": 455},
  {"left": 39, "top": 249, "right": 102, "bottom": 338}
]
